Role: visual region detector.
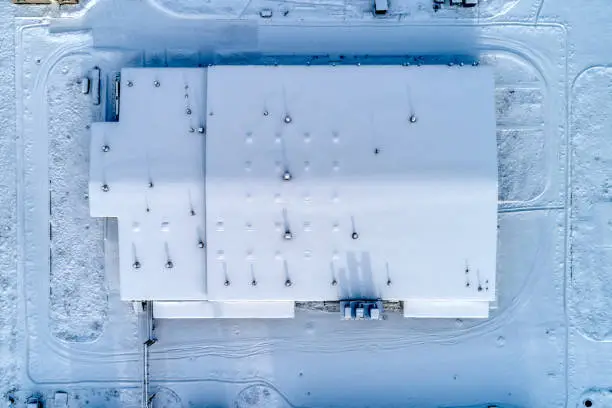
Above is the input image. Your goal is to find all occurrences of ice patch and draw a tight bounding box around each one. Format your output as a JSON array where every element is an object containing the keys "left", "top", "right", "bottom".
[
  {"left": 578, "top": 389, "right": 612, "bottom": 408},
  {"left": 498, "top": 128, "right": 546, "bottom": 202},
  {"left": 151, "top": 386, "right": 182, "bottom": 408},
  {"left": 234, "top": 385, "right": 291, "bottom": 408},
  {"left": 570, "top": 66, "right": 612, "bottom": 341},
  {"left": 0, "top": 0, "right": 20, "bottom": 398},
  {"left": 47, "top": 55, "right": 107, "bottom": 342}
]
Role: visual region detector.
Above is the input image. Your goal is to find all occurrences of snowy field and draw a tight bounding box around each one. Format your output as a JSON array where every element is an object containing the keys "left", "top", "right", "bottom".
[{"left": 1, "top": 0, "right": 612, "bottom": 406}]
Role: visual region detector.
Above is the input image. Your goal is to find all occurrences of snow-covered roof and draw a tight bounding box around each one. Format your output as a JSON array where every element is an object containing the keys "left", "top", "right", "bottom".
[{"left": 90, "top": 65, "right": 497, "bottom": 318}]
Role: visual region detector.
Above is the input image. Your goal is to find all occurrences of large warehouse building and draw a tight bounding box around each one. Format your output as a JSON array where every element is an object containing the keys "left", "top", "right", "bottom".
[{"left": 89, "top": 65, "right": 497, "bottom": 319}]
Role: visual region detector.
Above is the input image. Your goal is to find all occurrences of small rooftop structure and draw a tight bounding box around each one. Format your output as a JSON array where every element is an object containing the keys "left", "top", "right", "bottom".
[{"left": 90, "top": 65, "right": 497, "bottom": 319}]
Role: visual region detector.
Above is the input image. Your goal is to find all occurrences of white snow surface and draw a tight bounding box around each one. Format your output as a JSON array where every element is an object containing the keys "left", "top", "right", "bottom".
[{"left": 0, "top": 0, "right": 612, "bottom": 407}]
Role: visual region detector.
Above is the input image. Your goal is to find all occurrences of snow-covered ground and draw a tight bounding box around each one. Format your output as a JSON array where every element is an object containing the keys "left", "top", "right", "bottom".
[{"left": 2, "top": 0, "right": 612, "bottom": 406}]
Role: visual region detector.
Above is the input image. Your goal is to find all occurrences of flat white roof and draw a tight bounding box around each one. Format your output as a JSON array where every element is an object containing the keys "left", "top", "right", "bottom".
[
  {"left": 90, "top": 65, "right": 497, "bottom": 318},
  {"left": 153, "top": 301, "right": 295, "bottom": 319},
  {"left": 90, "top": 68, "right": 208, "bottom": 301},
  {"left": 205, "top": 65, "right": 497, "bottom": 314}
]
